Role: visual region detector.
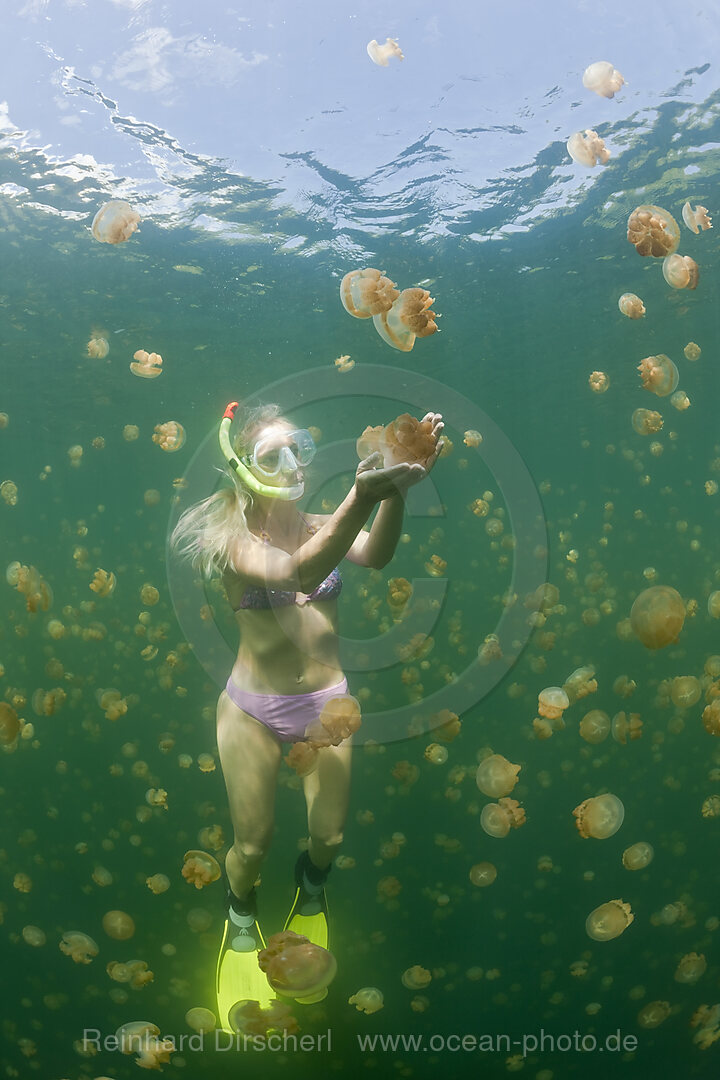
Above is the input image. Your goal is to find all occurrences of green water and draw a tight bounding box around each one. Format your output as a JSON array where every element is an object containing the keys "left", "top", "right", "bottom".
[{"left": 2, "top": 85, "right": 720, "bottom": 1080}]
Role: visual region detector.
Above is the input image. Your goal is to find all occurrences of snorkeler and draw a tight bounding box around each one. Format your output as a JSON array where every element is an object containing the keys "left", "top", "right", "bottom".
[{"left": 172, "top": 400, "right": 443, "bottom": 1028}]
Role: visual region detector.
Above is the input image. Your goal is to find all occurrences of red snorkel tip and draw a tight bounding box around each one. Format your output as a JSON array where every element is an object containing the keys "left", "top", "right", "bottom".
[{"left": 223, "top": 401, "right": 240, "bottom": 421}]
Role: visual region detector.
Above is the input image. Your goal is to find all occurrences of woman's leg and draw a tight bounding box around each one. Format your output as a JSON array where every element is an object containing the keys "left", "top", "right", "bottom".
[
  {"left": 302, "top": 738, "right": 352, "bottom": 871},
  {"left": 216, "top": 690, "right": 283, "bottom": 899}
]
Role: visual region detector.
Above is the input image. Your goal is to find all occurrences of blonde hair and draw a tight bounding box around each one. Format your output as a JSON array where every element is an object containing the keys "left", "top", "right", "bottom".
[{"left": 170, "top": 402, "right": 286, "bottom": 578}]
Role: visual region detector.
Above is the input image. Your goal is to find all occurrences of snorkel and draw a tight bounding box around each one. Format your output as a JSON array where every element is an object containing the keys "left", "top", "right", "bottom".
[{"left": 219, "top": 402, "right": 304, "bottom": 501}]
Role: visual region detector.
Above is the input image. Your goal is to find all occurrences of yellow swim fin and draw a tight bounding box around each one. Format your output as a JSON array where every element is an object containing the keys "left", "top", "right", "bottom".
[
  {"left": 216, "top": 892, "right": 275, "bottom": 1032},
  {"left": 282, "top": 853, "right": 330, "bottom": 1003}
]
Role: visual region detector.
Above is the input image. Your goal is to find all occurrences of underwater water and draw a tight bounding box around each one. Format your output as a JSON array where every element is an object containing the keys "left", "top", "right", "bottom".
[{"left": 2, "top": 1, "right": 720, "bottom": 1078}]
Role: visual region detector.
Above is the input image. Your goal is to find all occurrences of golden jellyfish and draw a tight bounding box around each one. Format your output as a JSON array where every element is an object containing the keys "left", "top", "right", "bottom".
[
  {"left": 140, "top": 584, "right": 159, "bottom": 606},
  {"left": 387, "top": 576, "right": 412, "bottom": 617},
  {"left": 91, "top": 199, "right": 140, "bottom": 244},
  {"left": 145, "top": 787, "right": 168, "bottom": 810},
  {"left": 349, "top": 987, "right": 384, "bottom": 1014},
  {"left": 563, "top": 665, "right": 597, "bottom": 704},
  {"left": 537, "top": 687, "right": 569, "bottom": 720},
  {"left": 92, "top": 866, "right": 113, "bottom": 887},
  {"left": 334, "top": 354, "right": 354, "bottom": 372},
  {"left": 579, "top": 709, "right": 611, "bottom": 745},
  {"left": 14, "top": 872, "right": 32, "bottom": 892},
  {"left": 573, "top": 794, "right": 624, "bottom": 839},
  {"left": 123, "top": 424, "right": 140, "bottom": 442},
  {"left": 367, "top": 38, "right": 404, "bottom": 66},
  {"left": 670, "top": 676, "right": 701, "bottom": 709},
  {"left": 59, "top": 931, "right": 99, "bottom": 963},
  {"left": 463, "top": 429, "right": 483, "bottom": 448},
  {"left": 631, "top": 408, "right": 663, "bottom": 436},
  {"left": 22, "top": 925, "right": 46, "bottom": 947},
  {"left": 340, "top": 268, "right": 399, "bottom": 318},
  {"left": 102, "top": 910, "right": 135, "bottom": 940},
  {"left": 130, "top": 349, "right": 163, "bottom": 379},
  {"left": 425, "top": 554, "right": 446, "bottom": 577},
  {"left": 682, "top": 201, "right": 712, "bottom": 233},
  {"left": 702, "top": 795, "right": 720, "bottom": 819},
  {"left": 618, "top": 293, "right": 645, "bottom": 319},
  {"left": 627, "top": 205, "right": 680, "bottom": 258},
  {"left": 684, "top": 341, "right": 701, "bottom": 362},
  {"left": 566, "top": 129, "right": 611, "bottom": 167},
  {"left": 372, "top": 288, "right": 439, "bottom": 352},
  {"left": 185, "top": 1007, "right": 216, "bottom": 1034},
  {"left": 481, "top": 797, "right": 526, "bottom": 838},
  {"left": 585, "top": 899, "right": 634, "bottom": 941},
  {"left": 702, "top": 700, "right": 720, "bottom": 736},
  {"left": 305, "top": 694, "right": 362, "bottom": 746},
  {"left": 198, "top": 752, "right": 215, "bottom": 772},
  {"left": 228, "top": 999, "right": 298, "bottom": 1037},
  {"left": 424, "top": 743, "right": 448, "bottom": 765},
  {"left": 146, "top": 873, "right": 170, "bottom": 895},
  {"left": 401, "top": 965, "right": 432, "bottom": 990},
  {"left": 286, "top": 741, "right": 319, "bottom": 777},
  {"left": 588, "top": 371, "right": 609, "bottom": 393},
  {"left": 622, "top": 842, "right": 654, "bottom": 870},
  {"left": 637, "top": 354, "right": 679, "bottom": 397},
  {"left": 475, "top": 754, "right": 521, "bottom": 798},
  {"left": 675, "top": 952, "right": 707, "bottom": 984},
  {"left": 152, "top": 421, "right": 185, "bottom": 452},
  {"left": 663, "top": 253, "right": 699, "bottom": 290},
  {"left": 258, "top": 930, "right": 337, "bottom": 1001},
  {"left": 90, "top": 569, "right": 116, "bottom": 596},
  {"left": 469, "top": 862, "right": 497, "bottom": 888},
  {"left": 1, "top": 480, "right": 18, "bottom": 506},
  {"left": 0, "top": 702, "right": 20, "bottom": 746},
  {"left": 182, "top": 850, "right": 221, "bottom": 889},
  {"left": 630, "top": 585, "right": 685, "bottom": 649},
  {"left": 670, "top": 390, "right": 690, "bottom": 411},
  {"left": 638, "top": 1001, "right": 670, "bottom": 1029},
  {"left": 87, "top": 335, "right": 109, "bottom": 358},
  {"left": 611, "top": 712, "right": 642, "bottom": 744},
  {"left": 0, "top": 413, "right": 8, "bottom": 428},
  {"left": 582, "top": 60, "right": 625, "bottom": 98},
  {"left": 116, "top": 1022, "right": 174, "bottom": 1070},
  {"left": 358, "top": 411, "right": 437, "bottom": 468}
]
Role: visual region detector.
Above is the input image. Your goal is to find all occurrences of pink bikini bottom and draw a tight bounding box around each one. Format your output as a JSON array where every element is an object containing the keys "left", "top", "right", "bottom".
[{"left": 224, "top": 675, "right": 349, "bottom": 743}]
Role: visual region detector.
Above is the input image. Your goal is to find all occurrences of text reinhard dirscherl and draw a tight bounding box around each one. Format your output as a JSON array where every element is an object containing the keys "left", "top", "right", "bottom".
[{"left": 82, "top": 1029, "right": 332, "bottom": 1054}]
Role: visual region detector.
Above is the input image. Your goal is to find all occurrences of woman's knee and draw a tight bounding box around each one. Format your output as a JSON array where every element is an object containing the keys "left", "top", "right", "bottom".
[
  {"left": 311, "top": 829, "right": 344, "bottom": 854},
  {"left": 231, "top": 831, "right": 274, "bottom": 864}
]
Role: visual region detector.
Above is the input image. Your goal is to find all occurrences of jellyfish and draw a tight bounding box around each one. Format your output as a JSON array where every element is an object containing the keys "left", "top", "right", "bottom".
[
  {"left": 102, "top": 910, "right": 135, "bottom": 940},
  {"left": 152, "top": 421, "right": 185, "bottom": 452},
  {"left": 123, "top": 425, "right": 140, "bottom": 441},
  {"left": 682, "top": 202, "right": 712, "bottom": 234},
  {"left": 579, "top": 709, "right": 611, "bottom": 745},
  {"left": 662, "top": 254, "right": 699, "bottom": 290},
  {"left": 563, "top": 666, "right": 597, "bottom": 704},
  {"left": 637, "top": 354, "right": 679, "bottom": 397},
  {"left": 631, "top": 408, "right": 663, "bottom": 436},
  {"left": 588, "top": 371, "right": 609, "bottom": 393},
  {"left": 116, "top": 1021, "right": 174, "bottom": 1070},
  {"left": 340, "top": 268, "right": 399, "bottom": 318},
  {"left": 582, "top": 61, "right": 625, "bottom": 98},
  {"left": 0, "top": 703, "right": 20, "bottom": 746},
  {"left": 90, "top": 569, "right": 116, "bottom": 597},
  {"left": 585, "top": 899, "right": 634, "bottom": 941},
  {"left": 573, "top": 794, "right": 624, "bottom": 839},
  {"left": 424, "top": 743, "right": 448, "bottom": 765},
  {"left": 87, "top": 335, "right": 110, "bottom": 358},
  {"left": 701, "top": 795, "right": 720, "bottom": 819},
  {"left": 622, "top": 842, "right": 654, "bottom": 870},
  {"left": 611, "top": 712, "right": 642, "bottom": 744},
  {"left": 670, "top": 676, "right": 701, "bottom": 709},
  {"left": 387, "top": 576, "right": 412, "bottom": 617},
  {"left": 334, "top": 355, "right": 354, "bottom": 372},
  {"left": 258, "top": 930, "right": 337, "bottom": 1001},
  {"left": 469, "top": 862, "right": 497, "bottom": 887},
  {"left": 627, "top": 206, "right": 680, "bottom": 257},
  {"left": 22, "top": 926, "right": 46, "bottom": 947},
  {"left": 481, "top": 798, "right": 526, "bottom": 838},
  {"left": 286, "top": 741, "right": 320, "bottom": 776},
  {"left": 146, "top": 873, "right": 170, "bottom": 895},
  {"left": 637, "top": 1001, "right": 670, "bottom": 1028},
  {"left": 566, "top": 130, "right": 611, "bottom": 167},
  {"left": 537, "top": 687, "right": 569, "bottom": 720},
  {"left": 401, "top": 965, "right": 431, "bottom": 990},
  {"left": 228, "top": 999, "right": 298, "bottom": 1037},
  {"left": 675, "top": 953, "right": 707, "bottom": 984},
  {"left": 305, "top": 694, "right": 362, "bottom": 746},
  {"left": 185, "top": 1008, "right": 216, "bottom": 1033},
  {"left": 349, "top": 987, "right": 384, "bottom": 1014},
  {"left": 91, "top": 200, "right": 140, "bottom": 244},
  {"left": 146, "top": 788, "right": 168, "bottom": 810},
  {"left": 475, "top": 754, "right": 521, "bottom": 798},
  {"left": 618, "top": 293, "right": 645, "bottom": 319},
  {"left": 703, "top": 700, "right": 720, "bottom": 736},
  {"left": 140, "top": 584, "right": 160, "bottom": 605},
  {"left": 130, "top": 350, "right": 163, "bottom": 379},
  {"left": 630, "top": 585, "right": 685, "bottom": 649},
  {"left": 1, "top": 480, "right": 18, "bottom": 506},
  {"left": 372, "top": 288, "right": 439, "bottom": 352},
  {"left": 182, "top": 850, "right": 221, "bottom": 889},
  {"left": 59, "top": 931, "right": 99, "bottom": 963},
  {"left": 366, "top": 38, "right": 404, "bottom": 66}
]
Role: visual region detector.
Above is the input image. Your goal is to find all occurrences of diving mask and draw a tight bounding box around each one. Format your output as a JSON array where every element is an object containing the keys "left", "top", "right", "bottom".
[{"left": 218, "top": 403, "right": 310, "bottom": 501}]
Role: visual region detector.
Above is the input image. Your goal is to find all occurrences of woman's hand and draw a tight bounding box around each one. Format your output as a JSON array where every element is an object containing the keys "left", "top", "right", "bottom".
[{"left": 354, "top": 412, "right": 445, "bottom": 502}]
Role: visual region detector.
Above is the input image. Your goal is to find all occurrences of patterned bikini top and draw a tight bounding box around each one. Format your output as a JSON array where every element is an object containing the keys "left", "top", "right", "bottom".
[{"left": 232, "top": 513, "right": 343, "bottom": 611}]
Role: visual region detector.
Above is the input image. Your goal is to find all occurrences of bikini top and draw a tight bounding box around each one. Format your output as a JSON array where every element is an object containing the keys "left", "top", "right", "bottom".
[{"left": 231, "top": 513, "right": 343, "bottom": 611}]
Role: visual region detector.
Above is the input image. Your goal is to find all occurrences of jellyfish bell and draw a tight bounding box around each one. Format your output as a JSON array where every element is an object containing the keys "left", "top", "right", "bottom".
[
  {"left": 537, "top": 687, "right": 569, "bottom": 720},
  {"left": 480, "top": 797, "right": 526, "bottom": 838},
  {"left": 367, "top": 38, "right": 404, "bottom": 66},
  {"left": 475, "top": 754, "right": 521, "bottom": 798},
  {"left": 566, "top": 130, "right": 611, "bottom": 167},
  {"left": 228, "top": 999, "right": 298, "bottom": 1037},
  {"left": 618, "top": 293, "right": 645, "bottom": 319},
  {"left": 630, "top": 585, "right": 685, "bottom": 649},
  {"left": 372, "top": 288, "right": 439, "bottom": 352},
  {"left": 185, "top": 1007, "right": 216, "bottom": 1033},
  {"left": 181, "top": 850, "right": 221, "bottom": 889},
  {"left": 637, "top": 354, "right": 679, "bottom": 397},
  {"left": 674, "top": 952, "right": 707, "bottom": 984},
  {"left": 586, "top": 899, "right": 634, "bottom": 941},
  {"left": 340, "top": 268, "right": 399, "bottom": 318},
  {"left": 258, "top": 931, "right": 337, "bottom": 1001},
  {"left": 579, "top": 709, "right": 611, "bottom": 744},
  {"left": 622, "top": 841, "right": 654, "bottom": 870},
  {"left": 662, "top": 254, "right": 699, "bottom": 290},
  {"left": 130, "top": 350, "right": 163, "bottom": 379},
  {"left": 102, "top": 910, "right": 135, "bottom": 940},
  {"left": 469, "top": 862, "right": 497, "bottom": 887},
  {"left": 627, "top": 205, "right": 680, "bottom": 257},
  {"left": 681, "top": 202, "right": 712, "bottom": 234},
  {"left": 348, "top": 987, "right": 384, "bottom": 1014},
  {"left": 631, "top": 408, "right": 663, "bottom": 436},
  {"left": 59, "top": 930, "right": 99, "bottom": 963},
  {"left": 573, "top": 794, "right": 625, "bottom": 839},
  {"left": 582, "top": 61, "right": 625, "bottom": 98},
  {"left": 91, "top": 200, "right": 141, "bottom": 245},
  {"left": 401, "top": 965, "right": 431, "bottom": 990}
]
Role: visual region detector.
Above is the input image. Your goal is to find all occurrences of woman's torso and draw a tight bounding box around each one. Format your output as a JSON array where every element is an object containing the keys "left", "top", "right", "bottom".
[{"left": 223, "top": 511, "right": 343, "bottom": 694}]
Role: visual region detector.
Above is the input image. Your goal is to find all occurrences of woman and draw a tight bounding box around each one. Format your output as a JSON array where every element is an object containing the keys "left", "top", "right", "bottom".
[{"left": 172, "top": 400, "right": 443, "bottom": 1021}]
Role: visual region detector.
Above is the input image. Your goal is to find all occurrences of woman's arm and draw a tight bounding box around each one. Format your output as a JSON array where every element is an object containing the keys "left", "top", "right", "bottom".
[{"left": 348, "top": 492, "right": 405, "bottom": 569}]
